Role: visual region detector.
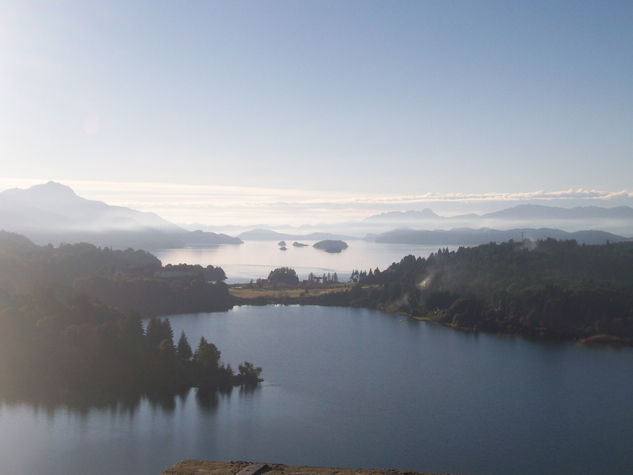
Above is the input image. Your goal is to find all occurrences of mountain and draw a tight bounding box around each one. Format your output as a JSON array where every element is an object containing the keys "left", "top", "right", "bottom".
[
  {"left": 0, "top": 182, "right": 180, "bottom": 232},
  {"left": 363, "top": 204, "right": 633, "bottom": 223},
  {"left": 359, "top": 204, "right": 633, "bottom": 236},
  {"left": 0, "top": 182, "right": 242, "bottom": 249},
  {"left": 368, "top": 227, "right": 629, "bottom": 246},
  {"left": 481, "top": 204, "right": 633, "bottom": 220},
  {"left": 363, "top": 209, "right": 440, "bottom": 222}
]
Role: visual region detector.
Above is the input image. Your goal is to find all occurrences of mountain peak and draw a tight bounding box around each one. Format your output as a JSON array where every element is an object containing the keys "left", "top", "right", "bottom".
[
  {"left": 1, "top": 180, "right": 80, "bottom": 202},
  {"left": 30, "top": 181, "right": 78, "bottom": 196}
]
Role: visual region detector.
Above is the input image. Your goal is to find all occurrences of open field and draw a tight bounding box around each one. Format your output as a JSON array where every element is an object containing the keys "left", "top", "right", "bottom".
[{"left": 229, "top": 283, "right": 354, "bottom": 300}]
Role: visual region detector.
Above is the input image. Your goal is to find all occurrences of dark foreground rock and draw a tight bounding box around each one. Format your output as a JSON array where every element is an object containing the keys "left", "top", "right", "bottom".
[{"left": 162, "top": 460, "right": 448, "bottom": 474}]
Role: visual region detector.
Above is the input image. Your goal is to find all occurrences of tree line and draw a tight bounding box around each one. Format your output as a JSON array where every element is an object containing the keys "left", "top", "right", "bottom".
[{"left": 336, "top": 239, "right": 633, "bottom": 342}]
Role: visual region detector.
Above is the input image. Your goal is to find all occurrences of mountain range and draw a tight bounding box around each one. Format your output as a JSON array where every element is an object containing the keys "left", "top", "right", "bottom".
[
  {"left": 0, "top": 182, "right": 241, "bottom": 249},
  {"left": 1, "top": 182, "right": 631, "bottom": 250},
  {"left": 366, "top": 227, "right": 629, "bottom": 246},
  {"left": 365, "top": 204, "right": 633, "bottom": 222}
]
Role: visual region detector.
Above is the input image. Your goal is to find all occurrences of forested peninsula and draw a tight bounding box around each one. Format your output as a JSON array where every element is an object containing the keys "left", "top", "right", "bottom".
[
  {"left": 234, "top": 239, "right": 633, "bottom": 345},
  {"left": 0, "top": 231, "right": 261, "bottom": 402}
]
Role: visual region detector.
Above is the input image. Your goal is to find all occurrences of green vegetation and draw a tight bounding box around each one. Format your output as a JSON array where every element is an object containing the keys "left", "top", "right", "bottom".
[
  {"left": 266, "top": 267, "right": 300, "bottom": 286},
  {"left": 343, "top": 239, "right": 633, "bottom": 343},
  {"left": 0, "top": 231, "right": 261, "bottom": 402}
]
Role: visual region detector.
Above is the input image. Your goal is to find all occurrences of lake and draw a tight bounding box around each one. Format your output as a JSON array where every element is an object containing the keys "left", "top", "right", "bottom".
[
  {"left": 153, "top": 240, "right": 459, "bottom": 283},
  {"left": 1, "top": 305, "right": 632, "bottom": 475}
]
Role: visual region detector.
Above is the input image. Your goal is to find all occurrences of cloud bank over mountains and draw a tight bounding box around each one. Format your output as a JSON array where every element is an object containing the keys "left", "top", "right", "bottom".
[{"left": 2, "top": 177, "right": 633, "bottom": 228}]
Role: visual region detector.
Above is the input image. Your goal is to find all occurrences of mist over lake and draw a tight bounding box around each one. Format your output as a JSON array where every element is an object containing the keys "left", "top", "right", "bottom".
[{"left": 154, "top": 241, "right": 460, "bottom": 283}]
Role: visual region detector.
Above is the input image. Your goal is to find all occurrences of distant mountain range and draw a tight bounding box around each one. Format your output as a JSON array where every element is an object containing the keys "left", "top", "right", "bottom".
[
  {"left": 3, "top": 182, "right": 631, "bottom": 251},
  {"left": 365, "top": 204, "right": 633, "bottom": 223},
  {"left": 367, "top": 227, "right": 629, "bottom": 246},
  {"left": 0, "top": 182, "right": 241, "bottom": 249}
]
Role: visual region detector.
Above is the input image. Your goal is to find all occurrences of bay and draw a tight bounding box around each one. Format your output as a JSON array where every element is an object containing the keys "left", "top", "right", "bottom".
[{"left": 1, "top": 305, "right": 632, "bottom": 475}]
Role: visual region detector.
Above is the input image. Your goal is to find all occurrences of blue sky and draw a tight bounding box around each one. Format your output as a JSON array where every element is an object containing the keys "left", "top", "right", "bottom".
[{"left": 1, "top": 0, "right": 632, "bottom": 224}]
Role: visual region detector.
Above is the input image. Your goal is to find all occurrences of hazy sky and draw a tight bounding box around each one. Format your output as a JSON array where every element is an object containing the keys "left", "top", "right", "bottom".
[{"left": 1, "top": 1, "right": 632, "bottom": 225}]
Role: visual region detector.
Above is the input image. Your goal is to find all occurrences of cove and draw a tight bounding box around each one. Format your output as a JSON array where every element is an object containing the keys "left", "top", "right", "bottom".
[{"left": 1, "top": 305, "right": 632, "bottom": 475}]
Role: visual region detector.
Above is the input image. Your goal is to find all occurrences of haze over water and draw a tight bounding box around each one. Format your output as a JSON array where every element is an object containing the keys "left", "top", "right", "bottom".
[{"left": 154, "top": 241, "right": 459, "bottom": 283}]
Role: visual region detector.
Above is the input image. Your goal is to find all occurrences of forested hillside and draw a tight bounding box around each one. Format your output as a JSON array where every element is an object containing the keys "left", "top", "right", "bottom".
[
  {"left": 346, "top": 239, "right": 633, "bottom": 342},
  {"left": 0, "top": 231, "right": 259, "bottom": 401}
]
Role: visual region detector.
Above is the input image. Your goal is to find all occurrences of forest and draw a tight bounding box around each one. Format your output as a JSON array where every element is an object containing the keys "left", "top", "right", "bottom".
[
  {"left": 343, "top": 239, "right": 633, "bottom": 342},
  {"left": 0, "top": 231, "right": 260, "bottom": 401}
]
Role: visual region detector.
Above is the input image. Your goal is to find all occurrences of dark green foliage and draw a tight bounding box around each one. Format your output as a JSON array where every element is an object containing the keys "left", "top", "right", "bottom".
[
  {"left": 177, "top": 331, "right": 192, "bottom": 360},
  {"left": 0, "top": 231, "right": 260, "bottom": 402},
  {"left": 267, "top": 267, "right": 299, "bottom": 286},
  {"left": 0, "top": 295, "right": 262, "bottom": 399},
  {"left": 344, "top": 240, "right": 633, "bottom": 341},
  {"left": 0, "top": 231, "right": 232, "bottom": 316},
  {"left": 236, "top": 361, "right": 263, "bottom": 385},
  {"left": 161, "top": 263, "right": 227, "bottom": 282}
]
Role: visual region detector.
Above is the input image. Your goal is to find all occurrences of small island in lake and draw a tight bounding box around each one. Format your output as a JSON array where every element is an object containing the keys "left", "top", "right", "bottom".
[
  {"left": 313, "top": 239, "right": 348, "bottom": 253},
  {"left": 277, "top": 240, "right": 286, "bottom": 246},
  {"left": 293, "top": 241, "right": 308, "bottom": 247}
]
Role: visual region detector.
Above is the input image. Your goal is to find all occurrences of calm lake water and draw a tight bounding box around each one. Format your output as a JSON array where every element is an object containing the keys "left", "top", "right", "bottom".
[
  {"left": 154, "top": 240, "right": 459, "bottom": 283},
  {"left": 1, "top": 305, "right": 632, "bottom": 475}
]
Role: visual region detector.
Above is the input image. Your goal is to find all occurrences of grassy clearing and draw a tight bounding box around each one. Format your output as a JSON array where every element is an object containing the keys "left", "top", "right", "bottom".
[{"left": 229, "top": 283, "right": 353, "bottom": 300}]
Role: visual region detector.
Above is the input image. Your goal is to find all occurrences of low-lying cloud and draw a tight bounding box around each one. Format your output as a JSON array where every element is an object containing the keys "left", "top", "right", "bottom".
[{"left": 2, "top": 177, "right": 633, "bottom": 227}]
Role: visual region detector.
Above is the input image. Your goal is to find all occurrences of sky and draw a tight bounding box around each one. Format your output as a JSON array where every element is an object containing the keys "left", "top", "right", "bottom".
[{"left": 1, "top": 0, "right": 632, "bottom": 226}]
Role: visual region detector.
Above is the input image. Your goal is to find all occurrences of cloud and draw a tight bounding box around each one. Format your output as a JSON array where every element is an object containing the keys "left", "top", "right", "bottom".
[{"left": 2, "top": 178, "right": 633, "bottom": 226}]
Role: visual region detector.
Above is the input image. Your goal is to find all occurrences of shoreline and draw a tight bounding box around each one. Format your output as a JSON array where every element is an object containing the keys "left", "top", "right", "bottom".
[{"left": 228, "top": 285, "right": 633, "bottom": 348}]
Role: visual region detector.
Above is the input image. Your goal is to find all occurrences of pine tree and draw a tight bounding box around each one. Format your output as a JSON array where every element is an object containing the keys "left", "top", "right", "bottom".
[{"left": 177, "top": 331, "right": 192, "bottom": 360}]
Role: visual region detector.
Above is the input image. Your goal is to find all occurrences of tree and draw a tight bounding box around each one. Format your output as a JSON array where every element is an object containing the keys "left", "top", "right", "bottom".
[
  {"left": 146, "top": 317, "right": 174, "bottom": 351},
  {"left": 267, "top": 267, "right": 299, "bottom": 286},
  {"left": 237, "top": 361, "right": 263, "bottom": 385},
  {"left": 177, "top": 331, "right": 192, "bottom": 361},
  {"left": 194, "top": 336, "right": 221, "bottom": 370}
]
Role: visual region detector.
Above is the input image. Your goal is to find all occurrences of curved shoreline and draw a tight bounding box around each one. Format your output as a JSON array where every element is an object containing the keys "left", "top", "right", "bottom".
[{"left": 228, "top": 285, "right": 633, "bottom": 347}]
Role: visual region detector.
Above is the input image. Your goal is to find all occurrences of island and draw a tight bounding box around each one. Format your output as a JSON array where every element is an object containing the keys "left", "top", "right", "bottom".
[
  {"left": 313, "top": 239, "right": 348, "bottom": 253},
  {"left": 292, "top": 241, "right": 308, "bottom": 247}
]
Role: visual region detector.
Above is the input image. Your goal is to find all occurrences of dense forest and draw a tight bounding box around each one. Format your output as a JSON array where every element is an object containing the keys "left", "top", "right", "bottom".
[
  {"left": 342, "top": 239, "right": 633, "bottom": 342},
  {"left": 0, "top": 231, "right": 260, "bottom": 401}
]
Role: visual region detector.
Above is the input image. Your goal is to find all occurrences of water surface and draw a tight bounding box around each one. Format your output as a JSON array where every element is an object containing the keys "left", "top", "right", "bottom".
[
  {"left": 154, "top": 240, "right": 458, "bottom": 282},
  {"left": 1, "top": 305, "right": 632, "bottom": 474}
]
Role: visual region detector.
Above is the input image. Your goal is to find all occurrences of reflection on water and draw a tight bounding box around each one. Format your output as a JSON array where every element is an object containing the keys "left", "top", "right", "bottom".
[
  {"left": 0, "top": 387, "right": 222, "bottom": 417},
  {"left": 1, "top": 305, "right": 632, "bottom": 475}
]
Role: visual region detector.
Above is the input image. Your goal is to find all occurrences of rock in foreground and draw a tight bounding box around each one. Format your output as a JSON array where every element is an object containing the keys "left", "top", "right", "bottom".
[{"left": 162, "top": 460, "right": 445, "bottom": 474}]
